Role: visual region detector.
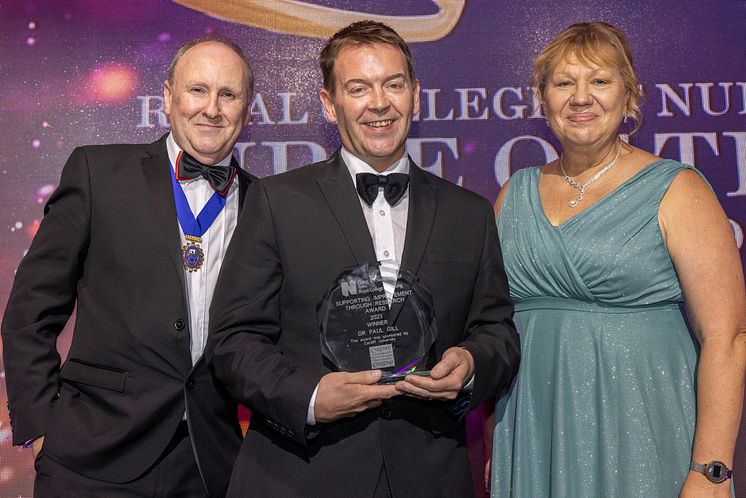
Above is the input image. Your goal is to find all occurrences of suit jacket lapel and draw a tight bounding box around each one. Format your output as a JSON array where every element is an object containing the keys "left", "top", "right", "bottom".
[
  {"left": 236, "top": 166, "right": 254, "bottom": 213},
  {"left": 316, "top": 151, "right": 376, "bottom": 265},
  {"left": 141, "top": 136, "right": 187, "bottom": 291},
  {"left": 387, "top": 160, "right": 438, "bottom": 326},
  {"left": 400, "top": 159, "right": 438, "bottom": 275}
]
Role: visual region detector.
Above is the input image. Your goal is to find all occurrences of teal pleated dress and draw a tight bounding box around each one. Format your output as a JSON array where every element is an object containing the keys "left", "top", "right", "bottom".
[{"left": 491, "top": 160, "right": 699, "bottom": 497}]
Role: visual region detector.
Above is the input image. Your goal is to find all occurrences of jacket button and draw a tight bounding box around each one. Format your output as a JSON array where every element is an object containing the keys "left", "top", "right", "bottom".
[
  {"left": 186, "top": 379, "right": 195, "bottom": 390},
  {"left": 381, "top": 406, "right": 392, "bottom": 418},
  {"left": 174, "top": 319, "right": 185, "bottom": 330}
]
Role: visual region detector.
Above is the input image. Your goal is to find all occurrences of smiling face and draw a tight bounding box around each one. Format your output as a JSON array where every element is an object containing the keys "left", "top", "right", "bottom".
[
  {"left": 163, "top": 41, "right": 251, "bottom": 165},
  {"left": 320, "top": 43, "right": 420, "bottom": 172},
  {"left": 543, "top": 53, "right": 628, "bottom": 151}
]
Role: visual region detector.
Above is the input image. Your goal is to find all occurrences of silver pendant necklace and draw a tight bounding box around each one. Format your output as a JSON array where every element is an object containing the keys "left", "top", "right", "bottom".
[{"left": 560, "top": 141, "right": 622, "bottom": 208}]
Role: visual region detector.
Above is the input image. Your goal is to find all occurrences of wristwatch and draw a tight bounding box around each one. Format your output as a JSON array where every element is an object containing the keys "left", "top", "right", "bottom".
[{"left": 690, "top": 460, "right": 733, "bottom": 483}]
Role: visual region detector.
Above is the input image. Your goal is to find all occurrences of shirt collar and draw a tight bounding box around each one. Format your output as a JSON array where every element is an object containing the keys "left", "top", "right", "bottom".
[
  {"left": 166, "top": 133, "right": 234, "bottom": 174},
  {"left": 340, "top": 147, "right": 410, "bottom": 185}
]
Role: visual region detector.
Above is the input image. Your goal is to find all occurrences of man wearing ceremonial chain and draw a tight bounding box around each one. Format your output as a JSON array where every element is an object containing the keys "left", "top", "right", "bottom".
[{"left": 2, "top": 35, "right": 255, "bottom": 497}]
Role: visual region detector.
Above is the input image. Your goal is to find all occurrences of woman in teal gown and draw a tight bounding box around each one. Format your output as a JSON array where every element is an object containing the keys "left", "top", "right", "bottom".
[{"left": 489, "top": 22, "right": 746, "bottom": 497}]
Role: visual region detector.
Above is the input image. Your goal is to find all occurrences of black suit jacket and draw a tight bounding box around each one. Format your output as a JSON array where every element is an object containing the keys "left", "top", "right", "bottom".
[
  {"left": 1, "top": 135, "right": 253, "bottom": 497},
  {"left": 207, "top": 151, "right": 519, "bottom": 498}
]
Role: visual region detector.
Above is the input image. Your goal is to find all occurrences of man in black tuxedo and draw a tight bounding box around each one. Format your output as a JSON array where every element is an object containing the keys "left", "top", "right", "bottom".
[
  {"left": 1, "top": 35, "right": 255, "bottom": 497},
  {"left": 207, "top": 21, "right": 520, "bottom": 498}
]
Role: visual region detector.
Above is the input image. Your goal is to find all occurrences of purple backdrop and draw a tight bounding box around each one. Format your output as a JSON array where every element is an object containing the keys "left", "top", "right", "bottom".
[{"left": 1, "top": 1, "right": 744, "bottom": 496}]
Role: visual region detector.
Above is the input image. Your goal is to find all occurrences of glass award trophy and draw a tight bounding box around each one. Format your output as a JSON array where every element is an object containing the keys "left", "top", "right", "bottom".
[{"left": 318, "top": 263, "right": 437, "bottom": 383}]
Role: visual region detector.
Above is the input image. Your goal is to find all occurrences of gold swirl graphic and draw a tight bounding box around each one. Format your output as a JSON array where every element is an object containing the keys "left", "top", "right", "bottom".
[{"left": 174, "top": 0, "right": 467, "bottom": 42}]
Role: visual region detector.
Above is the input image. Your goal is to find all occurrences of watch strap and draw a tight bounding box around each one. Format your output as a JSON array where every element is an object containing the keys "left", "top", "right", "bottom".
[{"left": 689, "top": 462, "right": 705, "bottom": 473}]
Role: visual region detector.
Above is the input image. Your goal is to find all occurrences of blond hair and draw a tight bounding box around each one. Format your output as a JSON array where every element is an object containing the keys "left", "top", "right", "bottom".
[{"left": 532, "top": 22, "right": 642, "bottom": 133}]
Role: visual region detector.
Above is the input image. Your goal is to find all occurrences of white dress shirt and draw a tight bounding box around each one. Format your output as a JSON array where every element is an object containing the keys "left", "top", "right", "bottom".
[
  {"left": 307, "top": 149, "right": 410, "bottom": 425},
  {"left": 166, "top": 134, "right": 239, "bottom": 366},
  {"left": 341, "top": 148, "right": 410, "bottom": 302}
]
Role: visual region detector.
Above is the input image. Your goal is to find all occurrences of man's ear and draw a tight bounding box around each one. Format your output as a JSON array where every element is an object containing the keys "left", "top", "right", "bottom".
[
  {"left": 241, "top": 88, "right": 254, "bottom": 126},
  {"left": 412, "top": 79, "right": 421, "bottom": 117},
  {"left": 319, "top": 88, "right": 338, "bottom": 124},
  {"left": 162, "top": 80, "right": 172, "bottom": 116}
]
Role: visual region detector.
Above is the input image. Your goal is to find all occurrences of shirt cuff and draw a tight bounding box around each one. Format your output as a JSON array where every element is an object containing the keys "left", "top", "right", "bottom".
[
  {"left": 463, "top": 374, "right": 475, "bottom": 392},
  {"left": 306, "top": 383, "right": 320, "bottom": 425}
]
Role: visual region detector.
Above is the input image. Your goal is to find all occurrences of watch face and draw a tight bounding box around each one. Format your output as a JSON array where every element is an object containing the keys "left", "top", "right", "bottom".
[{"left": 705, "top": 461, "right": 730, "bottom": 483}]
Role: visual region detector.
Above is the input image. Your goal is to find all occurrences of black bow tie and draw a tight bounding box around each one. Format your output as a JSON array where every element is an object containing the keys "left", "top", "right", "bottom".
[
  {"left": 355, "top": 173, "right": 410, "bottom": 207},
  {"left": 176, "top": 152, "right": 237, "bottom": 195}
]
